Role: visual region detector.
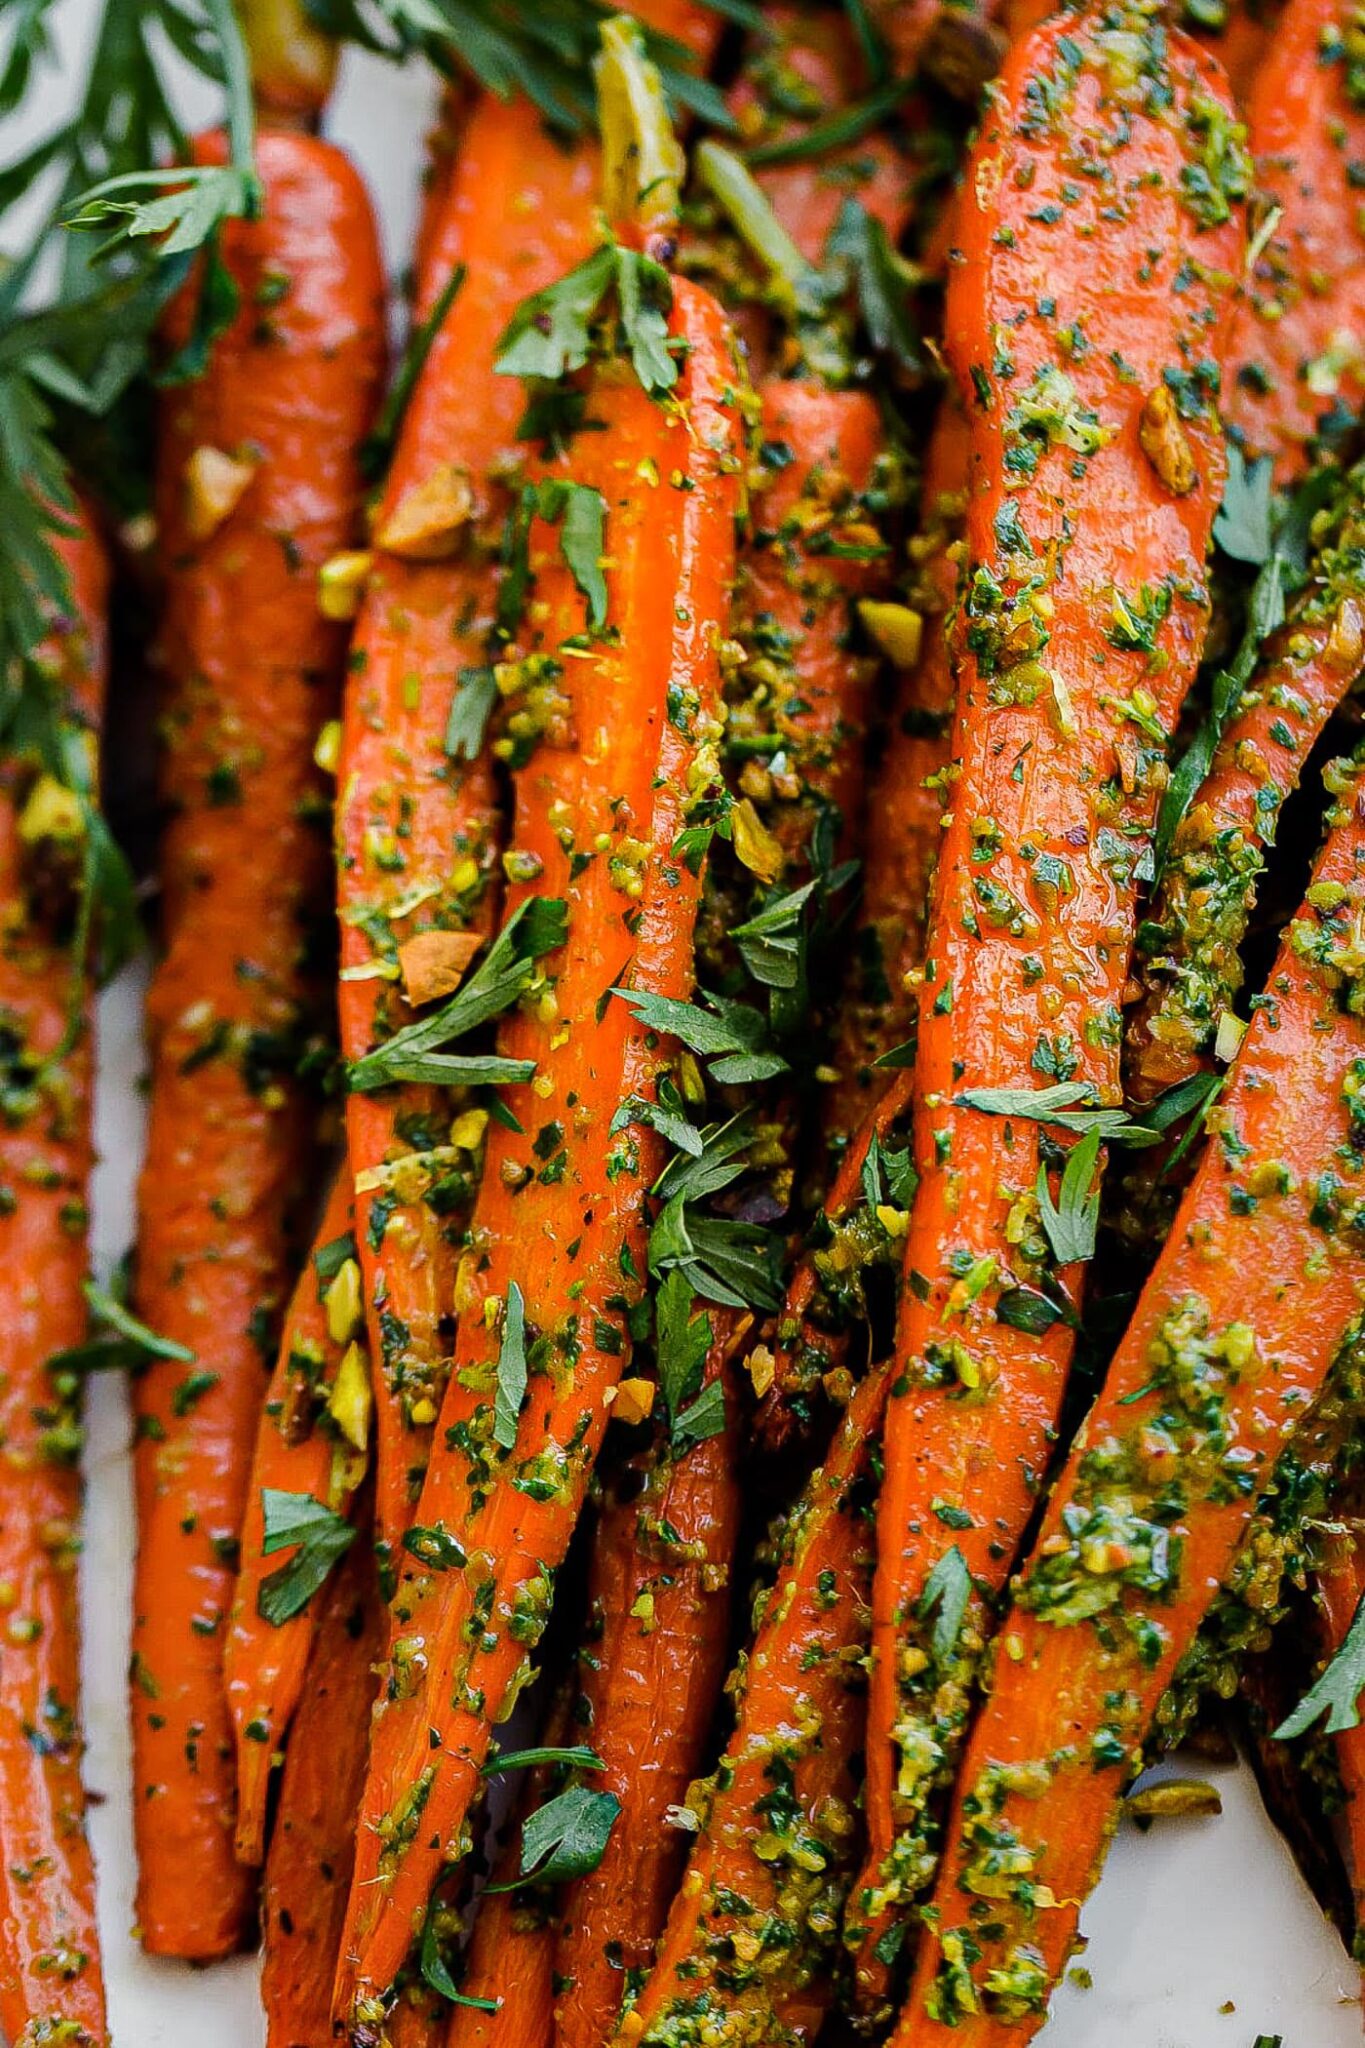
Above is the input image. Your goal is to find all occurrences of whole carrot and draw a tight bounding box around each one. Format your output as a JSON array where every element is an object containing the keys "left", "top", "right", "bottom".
[
  {"left": 338, "top": 0, "right": 722, "bottom": 1581},
  {"left": 1222, "top": 0, "right": 1365, "bottom": 478},
  {"left": 618, "top": 1361, "right": 890, "bottom": 2048},
  {"left": 0, "top": 516, "right": 110, "bottom": 2048},
  {"left": 131, "top": 126, "right": 384, "bottom": 1957},
  {"left": 224, "top": 1170, "right": 365, "bottom": 1863},
  {"left": 335, "top": 26, "right": 747, "bottom": 2016},
  {"left": 898, "top": 747, "right": 1365, "bottom": 2043},
  {"left": 845, "top": 1, "right": 1249, "bottom": 1995}
]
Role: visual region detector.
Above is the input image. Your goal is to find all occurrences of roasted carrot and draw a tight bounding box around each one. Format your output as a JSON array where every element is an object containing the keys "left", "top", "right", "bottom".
[
  {"left": 224, "top": 1169, "right": 365, "bottom": 1863},
  {"left": 335, "top": 31, "right": 747, "bottom": 2016},
  {"left": 1182, "top": 0, "right": 1284, "bottom": 104},
  {"left": 131, "top": 127, "right": 385, "bottom": 1957},
  {"left": 338, "top": 0, "right": 720, "bottom": 1579},
  {"left": 843, "top": 4, "right": 1249, "bottom": 1995},
  {"left": 897, "top": 746, "right": 1365, "bottom": 2042},
  {"left": 1307, "top": 1527, "right": 1365, "bottom": 1961},
  {"left": 1223, "top": 0, "right": 1365, "bottom": 478},
  {"left": 1127, "top": 455, "right": 1365, "bottom": 1105},
  {"left": 617, "top": 1360, "right": 889, "bottom": 2047},
  {"left": 259, "top": 1506, "right": 439, "bottom": 2048},
  {"left": 0, "top": 515, "right": 109, "bottom": 2048}
]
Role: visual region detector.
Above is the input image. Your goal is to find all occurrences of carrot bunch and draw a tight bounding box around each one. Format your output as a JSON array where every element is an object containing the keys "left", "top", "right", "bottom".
[{"left": 14, "top": 0, "right": 1365, "bottom": 2043}]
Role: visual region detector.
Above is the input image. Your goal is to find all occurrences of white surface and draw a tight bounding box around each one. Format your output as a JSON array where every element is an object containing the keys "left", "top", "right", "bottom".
[{"left": 6, "top": 10, "right": 1361, "bottom": 2044}]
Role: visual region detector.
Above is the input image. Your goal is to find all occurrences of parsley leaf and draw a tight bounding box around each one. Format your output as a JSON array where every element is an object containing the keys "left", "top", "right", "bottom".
[
  {"left": 824, "top": 197, "right": 926, "bottom": 377},
  {"left": 256, "top": 1489, "right": 356, "bottom": 1626},
  {"left": 918, "top": 1544, "right": 972, "bottom": 1663},
  {"left": 1275, "top": 1589, "right": 1365, "bottom": 1739},
  {"left": 497, "top": 479, "right": 609, "bottom": 640},
  {"left": 954, "top": 1080, "right": 1153, "bottom": 1142},
  {"left": 402, "top": 1521, "right": 467, "bottom": 1571},
  {"left": 673, "top": 1375, "right": 726, "bottom": 1449},
  {"left": 495, "top": 241, "right": 678, "bottom": 398},
  {"left": 655, "top": 1266, "right": 711, "bottom": 1427},
  {"left": 611, "top": 985, "right": 788, "bottom": 1085},
  {"left": 1212, "top": 444, "right": 1274, "bottom": 565},
  {"left": 418, "top": 1893, "right": 497, "bottom": 2010},
  {"left": 492, "top": 1279, "right": 527, "bottom": 1452},
  {"left": 513, "top": 1782, "right": 621, "bottom": 1885},
  {"left": 610, "top": 1084, "right": 706, "bottom": 1158},
  {"left": 444, "top": 665, "right": 499, "bottom": 762},
  {"left": 649, "top": 1197, "right": 783, "bottom": 1313},
  {"left": 1035, "top": 1126, "right": 1102, "bottom": 1266},
  {"left": 729, "top": 879, "right": 818, "bottom": 991},
  {"left": 348, "top": 895, "right": 566, "bottom": 1092}
]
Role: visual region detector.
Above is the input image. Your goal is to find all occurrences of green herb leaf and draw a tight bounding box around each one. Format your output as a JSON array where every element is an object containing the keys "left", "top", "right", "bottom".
[
  {"left": 996, "top": 1286, "right": 1067, "bottom": 1334},
  {"left": 918, "top": 1544, "right": 972, "bottom": 1663},
  {"left": 515, "top": 1782, "right": 621, "bottom": 1885},
  {"left": 257, "top": 1489, "right": 356, "bottom": 1626},
  {"left": 48, "top": 1277, "right": 197, "bottom": 1377},
  {"left": 1275, "top": 1589, "right": 1365, "bottom": 1739},
  {"left": 673, "top": 1375, "right": 726, "bottom": 1450},
  {"left": 495, "top": 240, "right": 677, "bottom": 399},
  {"left": 348, "top": 895, "right": 566, "bottom": 1092},
  {"left": 1212, "top": 444, "right": 1274, "bottom": 565},
  {"left": 954, "top": 1080, "right": 1153, "bottom": 1142},
  {"left": 445, "top": 665, "right": 499, "bottom": 762},
  {"left": 492, "top": 1279, "right": 527, "bottom": 1451},
  {"left": 611, "top": 985, "right": 787, "bottom": 1078},
  {"left": 313, "top": 1230, "right": 359, "bottom": 1287},
  {"left": 1035, "top": 1126, "right": 1102, "bottom": 1266},
  {"left": 610, "top": 1090, "right": 706, "bottom": 1157},
  {"left": 417, "top": 1892, "right": 497, "bottom": 2009},
  {"left": 402, "top": 1521, "right": 467, "bottom": 1571},
  {"left": 824, "top": 198, "right": 925, "bottom": 377},
  {"left": 655, "top": 1267, "right": 711, "bottom": 1427},
  {"left": 729, "top": 878, "right": 818, "bottom": 991}
]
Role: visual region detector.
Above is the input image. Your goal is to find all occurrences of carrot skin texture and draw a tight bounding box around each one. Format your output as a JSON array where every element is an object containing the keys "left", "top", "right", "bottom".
[
  {"left": 1127, "top": 458, "right": 1365, "bottom": 1104},
  {"left": 0, "top": 519, "right": 110, "bottom": 2048},
  {"left": 337, "top": 99, "right": 600, "bottom": 1568},
  {"left": 1223, "top": 0, "right": 1365, "bottom": 479},
  {"left": 335, "top": 277, "right": 746, "bottom": 2014},
  {"left": 225, "top": 1170, "right": 360, "bottom": 1863},
  {"left": 1314, "top": 1539, "right": 1365, "bottom": 1955},
  {"left": 619, "top": 1362, "right": 890, "bottom": 2048},
  {"left": 850, "top": 9, "right": 1247, "bottom": 1987},
  {"left": 132, "top": 128, "right": 385, "bottom": 1958},
  {"left": 899, "top": 754, "right": 1365, "bottom": 2043}
]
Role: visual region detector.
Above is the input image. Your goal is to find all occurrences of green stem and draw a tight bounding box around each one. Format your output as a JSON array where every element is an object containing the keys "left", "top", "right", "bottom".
[
  {"left": 206, "top": 0, "right": 261, "bottom": 202},
  {"left": 594, "top": 14, "right": 684, "bottom": 238},
  {"left": 695, "top": 138, "right": 821, "bottom": 316}
]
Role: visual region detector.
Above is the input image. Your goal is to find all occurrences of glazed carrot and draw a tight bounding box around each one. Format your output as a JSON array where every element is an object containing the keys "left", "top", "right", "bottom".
[
  {"left": 898, "top": 748, "right": 1365, "bottom": 2042},
  {"left": 1223, "top": 0, "right": 1365, "bottom": 478},
  {"left": 554, "top": 36, "right": 914, "bottom": 2023},
  {"left": 339, "top": 0, "right": 720, "bottom": 1578},
  {"left": 335, "top": 34, "right": 747, "bottom": 2016},
  {"left": 260, "top": 1513, "right": 386, "bottom": 2048},
  {"left": 131, "top": 128, "right": 385, "bottom": 1958},
  {"left": 618, "top": 1360, "right": 890, "bottom": 2048},
  {"left": 0, "top": 517, "right": 109, "bottom": 2048},
  {"left": 1127, "top": 456, "right": 1365, "bottom": 1104},
  {"left": 1182, "top": 0, "right": 1284, "bottom": 104},
  {"left": 224, "top": 1170, "right": 364, "bottom": 1863},
  {"left": 845, "top": 3, "right": 1249, "bottom": 1995},
  {"left": 1307, "top": 1528, "right": 1365, "bottom": 1959}
]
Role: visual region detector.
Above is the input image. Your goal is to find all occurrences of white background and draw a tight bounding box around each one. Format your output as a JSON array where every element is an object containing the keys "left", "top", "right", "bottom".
[{"left": 5, "top": 8, "right": 1360, "bottom": 2042}]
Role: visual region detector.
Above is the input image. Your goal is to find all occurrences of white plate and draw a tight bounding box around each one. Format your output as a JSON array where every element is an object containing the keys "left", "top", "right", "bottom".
[{"left": 12, "top": 9, "right": 1361, "bottom": 2042}]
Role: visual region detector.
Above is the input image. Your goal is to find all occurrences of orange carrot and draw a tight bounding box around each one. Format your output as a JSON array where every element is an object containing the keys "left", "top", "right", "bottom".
[
  {"left": 1127, "top": 455, "right": 1365, "bottom": 1105},
  {"left": 339, "top": 0, "right": 722, "bottom": 1579},
  {"left": 845, "top": 2, "right": 1249, "bottom": 1995},
  {"left": 224, "top": 1170, "right": 364, "bottom": 1863},
  {"left": 131, "top": 127, "right": 385, "bottom": 1958},
  {"left": 898, "top": 747, "right": 1365, "bottom": 2043},
  {"left": 334, "top": 41, "right": 747, "bottom": 2014},
  {"left": 618, "top": 1361, "right": 890, "bottom": 2048},
  {"left": 260, "top": 1517, "right": 384, "bottom": 2048},
  {"left": 1308, "top": 1529, "right": 1365, "bottom": 1958},
  {"left": 0, "top": 516, "right": 110, "bottom": 2048},
  {"left": 1223, "top": 0, "right": 1365, "bottom": 478}
]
